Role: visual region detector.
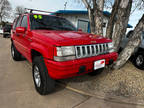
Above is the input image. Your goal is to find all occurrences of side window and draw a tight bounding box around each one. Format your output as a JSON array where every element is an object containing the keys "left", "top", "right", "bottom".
[
  {"left": 15, "top": 16, "right": 22, "bottom": 29},
  {"left": 12, "top": 19, "right": 17, "bottom": 30},
  {"left": 21, "top": 16, "right": 28, "bottom": 28}
]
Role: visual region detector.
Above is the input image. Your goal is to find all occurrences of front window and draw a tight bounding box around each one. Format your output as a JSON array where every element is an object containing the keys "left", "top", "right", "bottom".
[{"left": 30, "top": 14, "right": 77, "bottom": 31}]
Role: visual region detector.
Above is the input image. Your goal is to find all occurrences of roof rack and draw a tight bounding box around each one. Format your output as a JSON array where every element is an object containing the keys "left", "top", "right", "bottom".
[{"left": 25, "top": 8, "right": 54, "bottom": 14}]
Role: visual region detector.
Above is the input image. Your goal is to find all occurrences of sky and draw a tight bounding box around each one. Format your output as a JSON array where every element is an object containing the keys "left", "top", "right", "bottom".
[{"left": 9, "top": 0, "right": 143, "bottom": 29}]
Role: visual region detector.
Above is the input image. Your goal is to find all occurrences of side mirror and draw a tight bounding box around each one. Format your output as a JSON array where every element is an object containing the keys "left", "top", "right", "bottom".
[
  {"left": 16, "top": 27, "right": 26, "bottom": 34},
  {"left": 78, "top": 28, "right": 82, "bottom": 32}
]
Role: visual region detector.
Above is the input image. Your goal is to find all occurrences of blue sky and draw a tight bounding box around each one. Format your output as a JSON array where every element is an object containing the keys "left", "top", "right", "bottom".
[{"left": 9, "top": 0, "right": 143, "bottom": 29}]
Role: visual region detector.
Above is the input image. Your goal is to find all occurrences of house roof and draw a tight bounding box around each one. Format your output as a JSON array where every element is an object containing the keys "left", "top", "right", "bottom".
[
  {"left": 51, "top": 10, "right": 111, "bottom": 16},
  {"left": 51, "top": 10, "right": 133, "bottom": 28}
]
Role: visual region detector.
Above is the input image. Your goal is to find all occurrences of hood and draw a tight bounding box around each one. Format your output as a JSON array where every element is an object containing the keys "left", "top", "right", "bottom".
[{"left": 32, "top": 30, "right": 112, "bottom": 46}]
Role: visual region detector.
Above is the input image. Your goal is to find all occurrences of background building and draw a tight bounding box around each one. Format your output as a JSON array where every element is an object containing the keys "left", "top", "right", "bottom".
[{"left": 52, "top": 10, "right": 133, "bottom": 36}]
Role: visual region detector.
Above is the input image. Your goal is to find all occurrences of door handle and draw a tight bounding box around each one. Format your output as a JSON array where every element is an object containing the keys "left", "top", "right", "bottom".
[{"left": 27, "top": 38, "right": 32, "bottom": 42}]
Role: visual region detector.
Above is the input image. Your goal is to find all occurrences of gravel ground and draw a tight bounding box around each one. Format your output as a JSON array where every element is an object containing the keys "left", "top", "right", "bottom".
[{"left": 60, "top": 61, "right": 144, "bottom": 102}]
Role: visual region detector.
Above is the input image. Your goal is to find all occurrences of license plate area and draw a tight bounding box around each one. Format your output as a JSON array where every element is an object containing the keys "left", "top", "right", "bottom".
[{"left": 94, "top": 59, "right": 105, "bottom": 70}]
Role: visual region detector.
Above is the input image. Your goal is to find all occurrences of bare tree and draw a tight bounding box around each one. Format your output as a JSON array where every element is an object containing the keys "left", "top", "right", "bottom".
[
  {"left": 15, "top": 6, "right": 25, "bottom": 15},
  {"left": 0, "top": 0, "right": 12, "bottom": 22},
  {"left": 82, "top": 0, "right": 104, "bottom": 35},
  {"left": 114, "top": 14, "right": 144, "bottom": 69},
  {"left": 106, "top": 0, "right": 132, "bottom": 52}
]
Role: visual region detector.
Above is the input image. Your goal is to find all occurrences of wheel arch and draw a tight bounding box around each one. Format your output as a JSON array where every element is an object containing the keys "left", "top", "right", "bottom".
[{"left": 31, "top": 49, "right": 43, "bottom": 62}]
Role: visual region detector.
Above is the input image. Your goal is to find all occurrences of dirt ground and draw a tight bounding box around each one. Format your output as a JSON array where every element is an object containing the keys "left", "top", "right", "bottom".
[
  {"left": 0, "top": 36, "right": 144, "bottom": 108},
  {"left": 61, "top": 54, "right": 144, "bottom": 104}
]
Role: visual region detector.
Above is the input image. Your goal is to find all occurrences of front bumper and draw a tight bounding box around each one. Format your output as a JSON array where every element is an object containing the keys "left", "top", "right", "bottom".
[{"left": 44, "top": 52, "right": 118, "bottom": 79}]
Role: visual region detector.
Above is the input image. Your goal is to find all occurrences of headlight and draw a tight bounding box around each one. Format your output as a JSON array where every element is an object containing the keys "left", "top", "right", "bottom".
[
  {"left": 108, "top": 42, "right": 115, "bottom": 53},
  {"left": 54, "top": 46, "right": 76, "bottom": 61},
  {"left": 56, "top": 46, "right": 75, "bottom": 56}
]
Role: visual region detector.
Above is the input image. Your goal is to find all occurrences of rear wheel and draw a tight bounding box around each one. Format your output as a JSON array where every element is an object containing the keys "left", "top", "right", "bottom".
[
  {"left": 88, "top": 68, "right": 104, "bottom": 76},
  {"left": 11, "top": 43, "right": 22, "bottom": 61},
  {"left": 32, "top": 56, "right": 55, "bottom": 95},
  {"left": 133, "top": 52, "right": 144, "bottom": 70},
  {"left": 3, "top": 34, "right": 7, "bottom": 38}
]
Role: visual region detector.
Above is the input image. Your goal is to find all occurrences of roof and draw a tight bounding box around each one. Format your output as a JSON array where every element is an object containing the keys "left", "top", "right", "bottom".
[{"left": 51, "top": 10, "right": 133, "bottom": 28}]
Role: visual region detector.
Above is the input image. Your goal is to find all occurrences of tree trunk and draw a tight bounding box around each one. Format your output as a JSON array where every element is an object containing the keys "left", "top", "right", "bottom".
[
  {"left": 82, "top": 0, "right": 95, "bottom": 34},
  {"left": 82, "top": 0, "right": 104, "bottom": 35},
  {"left": 106, "top": 0, "right": 121, "bottom": 39},
  {"left": 94, "top": 9, "right": 103, "bottom": 35},
  {"left": 106, "top": 0, "right": 132, "bottom": 52},
  {"left": 114, "top": 14, "right": 144, "bottom": 69},
  {"left": 88, "top": 9, "right": 95, "bottom": 34},
  {"left": 94, "top": 0, "right": 104, "bottom": 35}
]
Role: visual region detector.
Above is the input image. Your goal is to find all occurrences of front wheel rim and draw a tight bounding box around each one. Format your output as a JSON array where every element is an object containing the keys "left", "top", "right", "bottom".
[
  {"left": 34, "top": 65, "right": 41, "bottom": 87},
  {"left": 136, "top": 55, "right": 144, "bottom": 66}
]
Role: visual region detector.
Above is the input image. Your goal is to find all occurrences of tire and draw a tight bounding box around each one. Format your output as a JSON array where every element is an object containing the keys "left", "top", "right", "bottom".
[
  {"left": 88, "top": 68, "right": 104, "bottom": 76},
  {"left": 133, "top": 52, "right": 144, "bottom": 70},
  {"left": 32, "top": 56, "right": 55, "bottom": 95},
  {"left": 11, "top": 43, "right": 22, "bottom": 61},
  {"left": 3, "top": 34, "right": 6, "bottom": 38}
]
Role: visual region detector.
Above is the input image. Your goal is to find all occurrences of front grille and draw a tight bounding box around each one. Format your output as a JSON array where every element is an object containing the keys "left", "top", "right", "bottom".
[{"left": 75, "top": 43, "right": 109, "bottom": 58}]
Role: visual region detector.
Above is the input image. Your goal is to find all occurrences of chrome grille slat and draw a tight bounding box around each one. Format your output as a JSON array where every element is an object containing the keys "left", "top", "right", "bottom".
[
  {"left": 75, "top": 43, "right": 109, "bottom": 58},
  {"left": 85, "top": 46, "right": 88, "bottom": 57},
  {"left": 97, "top": 44, "right": 100, "bottom": 54},
  {"left": 101, "top": 44, "right": 103, "bottom": 54},
  {"left": 80, "top": 46, "right": 83, "bottom": 57},
  {"left": 94, "top": 45, "right": 96, "bottom": 55},
  {"left": 89, "top": 45, "right": 92, "bottom": 55}
]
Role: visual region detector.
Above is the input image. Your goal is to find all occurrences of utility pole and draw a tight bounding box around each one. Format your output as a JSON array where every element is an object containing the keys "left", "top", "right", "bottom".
[{"left": 64, "top": 2, "right": 67, "bottom": 10}]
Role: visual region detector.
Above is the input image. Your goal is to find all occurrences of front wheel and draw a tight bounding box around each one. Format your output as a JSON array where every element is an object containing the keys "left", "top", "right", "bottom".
[
  {"left": 32, "top": 56, "right": 55, "bottom": 95},
  {"left": 133, "top": 52, "right": 144, "bottom": 70}
]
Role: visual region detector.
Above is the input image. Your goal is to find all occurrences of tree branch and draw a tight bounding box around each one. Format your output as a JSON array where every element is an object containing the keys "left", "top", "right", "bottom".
[{"left": 82, "top": 0, "right": 91, "bottom": 9}]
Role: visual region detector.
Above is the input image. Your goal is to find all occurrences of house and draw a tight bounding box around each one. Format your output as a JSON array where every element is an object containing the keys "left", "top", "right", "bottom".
[{"left": 51, "top": 10, "right": 133, "bottom": 36}]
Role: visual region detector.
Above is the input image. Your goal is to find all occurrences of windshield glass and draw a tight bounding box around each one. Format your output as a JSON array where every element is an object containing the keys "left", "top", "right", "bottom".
[{"left": 30, "top": 15, "right": 77, "bottom": 31}]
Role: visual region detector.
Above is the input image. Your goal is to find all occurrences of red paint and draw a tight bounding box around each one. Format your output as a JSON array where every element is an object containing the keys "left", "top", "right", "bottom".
[
  {"left": 11, "top": 13, "right": 118, "bottom": 79},
  {"left": 101, "top": 61, "right": 105, "bottom": 64}
]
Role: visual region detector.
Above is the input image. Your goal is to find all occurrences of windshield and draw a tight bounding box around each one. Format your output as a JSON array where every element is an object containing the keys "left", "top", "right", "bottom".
[
  {"left": 5, "top": 25, "right": 11, "bottom": 29},
  {"left": 30, "top": 15, "right": 77, "bottom": 31}
]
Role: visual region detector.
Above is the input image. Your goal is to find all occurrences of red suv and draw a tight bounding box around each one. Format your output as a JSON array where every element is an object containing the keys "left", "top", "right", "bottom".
[{"left": 11, "top": 12, "right": 118, "bottom": 95}]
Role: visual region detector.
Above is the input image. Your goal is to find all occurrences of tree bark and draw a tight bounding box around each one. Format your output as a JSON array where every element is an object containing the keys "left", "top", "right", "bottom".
[
  {"left": 106, "top": 0, "right": 121, "bottom": 39},
  {"left": 94, "top": 0, "right": 104, "bottom": 35},
  {"left": 88, "top": 9, "right": 95, "bottom": 34},
  {"left": 114, "top": 14, "right": 144, "bottom": 69},
  {"left": 112, "top": 0, "right": 132, "bottom": 52},
  {"left": 82, "top": 0, "right": 104, "bottom": 35},
  {"left": 82, "top": 0, "right": 95, "bottom": 34},
  {"left": 106, "top": 0, "right": 132, "bottom": 52}
]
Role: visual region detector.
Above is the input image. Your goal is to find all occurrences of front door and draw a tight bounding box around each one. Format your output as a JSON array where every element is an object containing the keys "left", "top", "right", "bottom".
[{"left": 18, "top": 15, "right": 31, "bottom": 60}]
